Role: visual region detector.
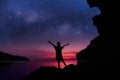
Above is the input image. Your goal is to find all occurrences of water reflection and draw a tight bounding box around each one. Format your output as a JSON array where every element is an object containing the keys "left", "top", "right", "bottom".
[{"left": 0, "top": 60, "right": 76, "bottom": 80}]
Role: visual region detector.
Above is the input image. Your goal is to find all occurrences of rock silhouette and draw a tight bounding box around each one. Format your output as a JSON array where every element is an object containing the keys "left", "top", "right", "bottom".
[
  {"left": 77, "top": 0, "right": 119, "bottom": 78},
  {"left": 23, "top": 0, "right": 119, "bottom": 79},
  {"left": 0, "top": 51, "right": 29, "bottom": 61},
  {"left": 22, "top": 64, "right": 91, "bottom": 80}
]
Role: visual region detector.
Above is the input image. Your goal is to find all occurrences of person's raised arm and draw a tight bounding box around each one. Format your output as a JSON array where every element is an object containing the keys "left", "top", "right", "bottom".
[
  {"left": 62, "top": 43, "right": 69, "bottom": 47},
  {"left": 48, "top": 41, "right": 55, "bottom": 46}
]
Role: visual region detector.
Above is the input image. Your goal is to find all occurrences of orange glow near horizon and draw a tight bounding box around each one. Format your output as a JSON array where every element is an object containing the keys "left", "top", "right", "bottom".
[
  {"left": 0, "top": 43, "right": 88, "bottom": 68},
  {"left": 40, "top": 60, "right": 77, "bottom": 68},
  {"left": 63, "top": 52, "right": 77, "bottom": 60},
  {"left": 0, "top": 43, "right": 87, "bottom": 66},
  {"left": 33, "top": 51, "right": 78, "bottom": 68}
]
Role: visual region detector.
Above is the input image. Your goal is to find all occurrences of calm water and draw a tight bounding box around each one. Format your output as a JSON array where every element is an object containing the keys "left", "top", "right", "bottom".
[{"left": 0, "top": 60, "right": 76, "bottom": 80}]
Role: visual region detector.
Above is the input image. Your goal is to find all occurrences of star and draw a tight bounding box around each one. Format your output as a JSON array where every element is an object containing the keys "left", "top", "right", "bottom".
[
  {"left": 25, "top": 0, "right": 30, "bottom": 4},
  {"left": 16, "top": 11, "right": 22, "bottom": 16},
  {"left": 76, "top": 31, "right": 80, "bottom": 35},
  {"left": 9, "top": 15, "right": 12, "bottom": 18},
  {"left": 85, "top": 26, "right": 89, "bottom": 30},
  {"left": 25, "top": 11, "right": 38, "bottom": 23}
]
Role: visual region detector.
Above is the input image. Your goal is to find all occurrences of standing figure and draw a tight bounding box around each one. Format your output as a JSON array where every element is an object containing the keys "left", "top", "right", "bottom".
[{"left": 48, "top": 41, "right": 69, "bottom": 68}]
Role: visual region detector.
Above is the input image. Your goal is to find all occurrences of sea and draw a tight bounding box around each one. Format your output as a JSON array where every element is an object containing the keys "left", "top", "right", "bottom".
[{"left": 0, "top": 60, "right": 76, "bottom": 80}]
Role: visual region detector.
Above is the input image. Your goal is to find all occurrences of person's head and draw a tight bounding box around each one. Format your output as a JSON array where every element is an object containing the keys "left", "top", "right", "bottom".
[{"left": 57, "top": 42, "right": 61, "bottom": 46}]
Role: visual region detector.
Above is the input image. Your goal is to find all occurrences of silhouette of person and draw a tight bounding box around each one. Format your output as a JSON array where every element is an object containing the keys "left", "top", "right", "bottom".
[{"left": 48, "top": 41, "right": 69, "bottom": 68}]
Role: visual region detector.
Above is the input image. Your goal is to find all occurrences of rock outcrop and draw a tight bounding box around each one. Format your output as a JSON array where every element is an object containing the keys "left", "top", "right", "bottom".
[
  {"left": 77, "top": 0, "right": 119, "bottom": 73},
  {"left": 0, "top": 51, "right": 29, "bottom": 61}
]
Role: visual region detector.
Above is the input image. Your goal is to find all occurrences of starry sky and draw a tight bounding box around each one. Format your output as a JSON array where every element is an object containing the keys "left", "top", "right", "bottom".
[{"left": 0, "top": 0, "right": 100, "bottom": 61}]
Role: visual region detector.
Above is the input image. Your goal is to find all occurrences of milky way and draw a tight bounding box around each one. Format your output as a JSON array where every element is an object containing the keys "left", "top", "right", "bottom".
[{"left": 0, "top": 0, "right": 100, "bottom": 60}]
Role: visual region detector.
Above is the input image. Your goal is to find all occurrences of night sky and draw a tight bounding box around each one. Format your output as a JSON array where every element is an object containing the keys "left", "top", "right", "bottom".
[{"left": 0, "top": 0, "right": 99, "bottom": 62}]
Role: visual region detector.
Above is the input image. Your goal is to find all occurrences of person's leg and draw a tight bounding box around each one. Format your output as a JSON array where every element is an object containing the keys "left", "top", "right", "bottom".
[
  {"left": 58, "top": 60, "right": 60, "bottom": 68},
  {"left": 62, "top": 60, "right": 66, "bottom": 67}
]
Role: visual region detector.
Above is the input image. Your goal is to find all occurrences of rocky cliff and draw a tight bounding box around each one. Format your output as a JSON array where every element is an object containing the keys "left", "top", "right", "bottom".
[{"left": 76, "top": 0, "right": 119, "bottom": 73}]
